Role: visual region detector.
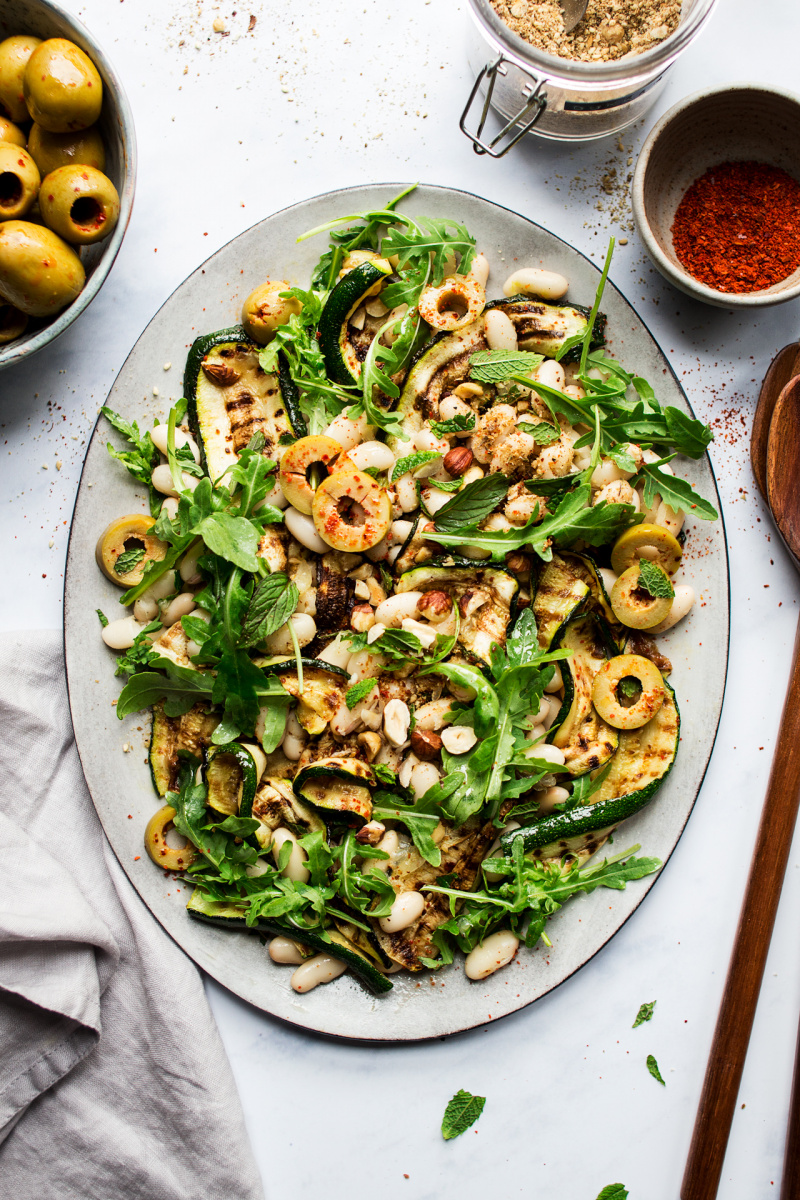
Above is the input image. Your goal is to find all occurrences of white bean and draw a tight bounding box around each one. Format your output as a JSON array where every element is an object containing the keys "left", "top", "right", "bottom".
[
  {"left": 525, "top": 742, "right": 566, "bottom": 766},
  {"left": 460, "top": 545, "right": 492, "bottom": 560},
  {"left": 265, "top": 613, "right": 316, "bottom": 655},
  {"left": 291, "top": 954, "right": 348, "bottom": 993},
  {"left": 464, "top": 930, "right": 519, "bottom": 980},
  {"left": 537, "top": 785, "right": 571, "bottom": 814},
  {"left": 150, "top": 424, "right": 201, "bottom": 462},
  {"left": 655, "top": 500, "right": 685, "bottom": 535},
  {"left": 650, "top": 584, "right": 695, "bottom": 633},
  {"left": 542, "top": 696, "right": 562, "bottom": 731},
  {"left": 316, "top": 633, "right": 353, "bottom": 670},
  {"left": 101, "top": 615, "right": 141, "bottom": 650},
  {"left": 384, "top": 698, "right": 411, "bottom": 747},
  {"left": 134, "top": 595, "right": 159, "bottom": 623},
  {"left": 591, "top": 459, "right": 625, "bottom": 488},
  {"left": 534, "top": 359, "right": 566, "bottom": 391},
  {"left": 271, "top": 828, "right": 310, "bottom": 883},
  {"left": 393, "top": 473, "right": 419, "bottom": 513},
  {"left": 179, "top": 544, "right": 203, "bottom": 584},
  {"left": 284, "top": 506, "right": 328, "bottom": 554},
  {"left": 347, "top": 648, "right": 379, "bottom": 681},
  {"left": 415, "top": 698, "right": 455, "bottom": 730},
  {"left": 375, "top": 591, "right": 424, "bottom": 627},
  {"left": 438, "top": 394, "right": 474, "bottom": 425},
  {"left": 160, "top": 496, "right": 180, "bottom": 520},
  {"left": 391, "top": 519, "right": 415, "bottom": 544},
  {"left": 599, "top": 567, "right": 618, "bottom": 596},
  {"left": 367, "top": 829, "right": 400, "bottom": 873},
  {"left": 421, "top": 488, "right": 451, "bottom": 515},
  {"left": 161, "top": 592, "right": 197, "bottom": 628},
  {"left": 468, "top": 252, "right": 490, "bottom": 288},
  {"left": 544, "top": 663, "right": 563, "bottom": 694},
  {"left": 348, "top": 440, "right": 396, "bottom": 473},
  {"left": 440, "top": 725, "right": 478, "bottom": 755},
  {"left": 503, "top": 267, "right": 569, "bottom": 301},
  {"left": 401, "top": 617, "right": 437, "bottom": 649},
  {"left": 563, "top": 385, "right": 586, "bottom": 401},
  {"left": 379, "top": 890, "right": 426, "bottom": 933},
  {"left": 410, "top": 760, "right": 440, "bottom": 800},
  {"left": 281, "top": 731, "right": 306, "bottom": 761},
  {"left": 483, "top": 820, "right": 521, "bottom": 882},
  {"left": 324, "top": 409, "right": 374, "bottom": 451},
  {"left": 484, "top": 308, "right": 518, "bottom": 352},
  {"left": 365, "top": 535, "right": 390, "bottom": 562},
  {"left": 414, "top": 428, "right": 449, "bottom": 454},
  {"left": 151, "top": 463, "right": 197, "bottom": 497},
  {"left": 268, "top": 936, "right": 306, "bottom": 965}
]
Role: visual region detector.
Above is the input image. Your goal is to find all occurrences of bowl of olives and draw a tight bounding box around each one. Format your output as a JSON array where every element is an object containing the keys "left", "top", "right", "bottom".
[{"left": 0, "top": 0, "right": 135, "bottom": 368}]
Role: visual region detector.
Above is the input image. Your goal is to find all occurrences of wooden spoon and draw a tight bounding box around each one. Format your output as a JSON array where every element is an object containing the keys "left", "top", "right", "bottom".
[
  {"left": 751, "top": 342, "right": 800, "bottom": 499},
  {"left": 681, "top": 371, "right": 800, "bottom": 1200}
]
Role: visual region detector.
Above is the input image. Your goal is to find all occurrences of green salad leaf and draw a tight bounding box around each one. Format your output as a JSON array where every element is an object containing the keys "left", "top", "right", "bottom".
[
  {"left": 441, "top": 1090, "right": 486, "bottom": 1140},
  {"left": 633, "top": 1001, "right": 656, "bottom": 1028},
  {"left": 647, "top": 1054, "right": 666, "bottom": 1085}
]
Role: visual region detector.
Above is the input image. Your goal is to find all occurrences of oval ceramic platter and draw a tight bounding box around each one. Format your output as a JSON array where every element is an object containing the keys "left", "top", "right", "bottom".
[{"left": 64, "top": 183, "right": 729, "bottom": 1042}]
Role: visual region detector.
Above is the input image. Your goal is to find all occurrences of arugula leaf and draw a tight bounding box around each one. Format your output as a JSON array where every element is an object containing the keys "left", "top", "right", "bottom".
[
  {"left": 637, "top": 560, "right": 674, "bottom": 599},
  {"left": 566, "top": 759, "right": 613, "bottom": 807},
  {"left": 647, "top": 1054, "right": 666, "bottom": 1086},
  {"left": 372, "top": 790, "right": 443, "bottom": 867},
  {"left": 96, "top": 608, "right": 109, "bottom": 627},
  {"left": 441, "top": 1090, "right": 486, "bottom": 1140},
  {"left": 664, "top": 405, "right": 714, "bottom": 458},
  {"left": 258, "top": 695, "right": 290, "bottom": 753},
  {"left": 114, "top": 546, "right": 145, "bottom": 575},
  {"left": 431, "top": 412, "right": 476, "bottom": 438},
  {"left": 116, "top": 666, "right": 216, "bottom": 718},
  {"left": 633, "top": 1001, "right": 656, "bottom": 1028},
  {"left": 101, "top": 405, "right": 157, "bottom": 490},
  {"left": 433, "top": 474, "right": 509, "bottom": 533},
  {"left": 345, "top": 678, "right": 376, "bottom": 709},
  {"left": 578, "top": 238, "right": 614, "bottom": 376},
  {"left": 391, "top": 450, "right": 440, "bottom": 481},
  {"left": 469, "top": 348, "right": 544, "bottom": 383},
  {"left": 240, "top": 574, "right": 299, "bottom": 647},
  {"left": 596, "top": 1186, "right": 629, "bottom": 1200},
  {"left": 635, "top": 463, "right": 718, "bottom": 521},
  {"left": 607, "top": 443, "right": 638, "bottom": 474}
]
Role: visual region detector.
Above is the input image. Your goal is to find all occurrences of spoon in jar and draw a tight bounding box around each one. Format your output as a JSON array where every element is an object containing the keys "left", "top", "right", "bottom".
[
  {"left": 560, "top": 0, "right": 590, "bottom": 32},
  {"left": 681, "top": 370, "right": 800, "bottom": 1200}
]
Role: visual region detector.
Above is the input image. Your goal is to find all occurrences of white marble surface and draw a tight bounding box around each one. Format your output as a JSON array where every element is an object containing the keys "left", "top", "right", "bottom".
[{"left": 1, "top": 0, "right": 799, "bottom": 1195}]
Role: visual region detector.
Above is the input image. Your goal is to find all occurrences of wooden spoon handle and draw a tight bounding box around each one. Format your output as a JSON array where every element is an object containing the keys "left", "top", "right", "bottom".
[
  {"left": 681, "top": 615, "right": 800, "bottom": 1200},
  {"left": 781, "top": 1013, "right": 800, "bottom": 1198}
]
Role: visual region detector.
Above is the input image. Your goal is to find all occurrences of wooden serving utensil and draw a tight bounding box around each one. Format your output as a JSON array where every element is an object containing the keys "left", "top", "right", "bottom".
[
  {"left": 751, "top": 342, "right": 800, "bottom": 498},
  {"left": 681, "top": 369, "right": 800, "bottom": 1200}
]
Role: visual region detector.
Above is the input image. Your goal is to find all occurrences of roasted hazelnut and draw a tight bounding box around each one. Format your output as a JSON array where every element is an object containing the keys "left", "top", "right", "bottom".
[
  {"left": 350, "top": 603, "right": 376, "bottom": 632},
  {"left": 505, "top": 552, "right": 531, "bottom": 575},
  {"left": 357, "top": 731, "right": 382, "bottom": 762},
  {"left": 417, "top": 590, "right": 453, "bottom": 623},
  {"left": 410, "top": 728, "right": 443, "bottom": 760},
  {"left": 443, "top": 446, "right": 474, "bottom": 477},
  {"left": 355, "top": 819, "right": 386, "bottom": 845}
]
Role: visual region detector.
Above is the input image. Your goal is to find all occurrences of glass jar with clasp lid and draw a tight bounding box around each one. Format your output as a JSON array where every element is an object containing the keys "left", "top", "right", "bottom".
[{"left": 460, "top": 0, "right": 718, "bottom": 155}]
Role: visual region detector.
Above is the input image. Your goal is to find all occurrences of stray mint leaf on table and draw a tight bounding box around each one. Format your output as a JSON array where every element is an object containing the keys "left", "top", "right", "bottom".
[
  {"left": 633, "top": 1000, "right": 656, "bottom": 1028},
  {"left": 441, "top": 1089, "right": 486, "bottom": 1140},
  {"left": 114, "top": 546, "right": 146, "bottom": 575},
  {"left": 596, "top": 1185, "right": 629, "bottom": 1200},
  {"left": 646, "top": 1054, "right": 666, "bottom": 1085},
  {"left": 96, "top": 608, "right": 109, "bottom": 627},
  {"left": 638, "top": 560, "right": 674, "bottom": 599}
]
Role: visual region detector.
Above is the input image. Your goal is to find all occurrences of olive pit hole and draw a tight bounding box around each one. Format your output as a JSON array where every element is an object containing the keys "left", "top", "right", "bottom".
[
  {"left": 336, "top": 497, "right": 367, "bottom": 528},
  {"left": 164, "top": 823, "right": 190, "bottom": 851},
  {"left": 616, "top": 675, "right": 642, "bottom": 708},
  {"left": 437, "top": 290, "right": 468, "bottom": 319},
  {"left": 0, "top": 172, "right": 22, "bottom": 207},
  {"left": 70, "top": 196, "right": 104, "bottom": 228},
  {"left": 122, "top": 537, "right": 144, "bottom": 555}
]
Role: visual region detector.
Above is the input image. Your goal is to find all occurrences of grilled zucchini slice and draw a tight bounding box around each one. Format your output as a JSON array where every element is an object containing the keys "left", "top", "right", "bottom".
[
  {"left": 318, "top": 258, "right": 392, "bottom": 386},
  {"left": 488, "top": 295, "right": 606, "bottom": 361},
  {"left": 149, "top": 703, "right": 219, "bottom": 796},
  {"left": 294, "top": 756, "right": 375, "bottom": 825},
  {"left": 548, "top": 615, "right": 619, "bottom": 777},
  {"left": 533, "top": 555, "right": 589, "bottom": 650}
]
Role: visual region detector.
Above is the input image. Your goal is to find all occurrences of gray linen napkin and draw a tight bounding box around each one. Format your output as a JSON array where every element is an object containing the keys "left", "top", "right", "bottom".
[{"left": 0, "top": 630, "right": 264, "bottom": 1200}]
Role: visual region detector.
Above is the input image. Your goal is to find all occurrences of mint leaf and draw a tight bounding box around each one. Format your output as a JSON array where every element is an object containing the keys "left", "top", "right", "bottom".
[
  {"left": 633, "top": 1000, "right": 656, "bottom": 1028},
  {"left": 637, "top": 560, "right": 674, "bottom": 599},
  {"left": 433, "top": 474, "right": 509, "bottom": 533},
  {"left": 469, "top": 348, "right": 543, "bottom": 383},
  {"left": 441, "top": 1089, "right": 486, "bottom": 1140},
  {"left": 646, "top": 1054, "right": 665, "bottom": 1085},
  {"left": 617, "top": 676, "right": 640, "bottom": 701},
  {"left": 373, "top": 763, "right": 396, "bottom": 785},
  {"left": 516, "top": 421, "right": 561, "bottom": 444},
  {"left": 596, "top": 1186, "right": 629, "bottom": 1200},
  {"left": 391, "top": 450, "right": 440, "bottom": 481},
  {"left": 96, "top": 608, "right": 109, "bottom": 628},
  {"left": 240, "top": 574, "right": 299, "bottom": 647},
  {"left": 431, "top": 412, "right": 476, "bottom": 437},
  {"left": 346, "top": 678, "right": 376, "bottom": 709},
  {"left": 114, "top": 546, "right": 146, "bottom": 575}
]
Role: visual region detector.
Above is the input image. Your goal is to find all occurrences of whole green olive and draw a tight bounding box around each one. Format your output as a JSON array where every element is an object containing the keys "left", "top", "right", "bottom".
[
  {"left": 23, "top": 39, "right": 102, "bottom": 133},
  {"left": 39, "top": 163, "right": 119, "bottom": 245},
  {"left": 0, "top": 220, "right": 85, "bottom": 316},
  {"left": 0, "top": 35, "right": 41, "bottom": 123},
  {"left": 0, "top": 299, "right": 27, "bottom": 342},
  {"left": 0, "top": 115, "right": 26, "bottom": 148},
  {"left": 0, "top": 143, "right": 40, "bottom": 220},
  {"left": 241, "top": 280, "right": 301, "bottom": 345},
  {"left": 27, "top": 122, "right": 105, "bottom": 175}
]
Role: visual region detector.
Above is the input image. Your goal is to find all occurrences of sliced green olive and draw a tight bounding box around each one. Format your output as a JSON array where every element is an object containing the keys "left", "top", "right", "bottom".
[
  {"left": 610, "top": 566, "right": 672, "bottom": 630},
  {"left": 610, "top": 523, "right": 682, "bottom": 576},
  {"left": 0, "top": 300, "right": 27, "bottom": 343},
  {"left": 591, "top": 653, "right": 665, "bottom": 730},
  {"left": 0, "top": 114, "right": 26, "bottom": 146},
  {"left": 0, "top": 143, "right": 40, "bottom": 220},
  {"left": 145, "top": 805, "right": 198, "bottom": 871},
  {"left": 95, "top": 513, "right": 168, "bottom": 586}
]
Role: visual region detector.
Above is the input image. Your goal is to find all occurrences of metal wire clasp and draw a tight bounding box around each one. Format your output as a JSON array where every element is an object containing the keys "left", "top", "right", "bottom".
[{"left": 459, "top": 55, "right": 548, "bottom": 158}]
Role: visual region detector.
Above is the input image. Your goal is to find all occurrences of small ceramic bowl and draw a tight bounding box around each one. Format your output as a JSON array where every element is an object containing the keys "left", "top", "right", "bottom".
[
  {"left": 0, "top": 0, "right": 136, "bottom": 369},
  {"left": 632, "top": 84, "right": 800, "bottom": 308}
]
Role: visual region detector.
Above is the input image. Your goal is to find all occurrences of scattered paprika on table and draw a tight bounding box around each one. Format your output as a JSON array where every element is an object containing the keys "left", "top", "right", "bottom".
[{"left": 671, "top": 160, "right": 800, "bottom": 293}]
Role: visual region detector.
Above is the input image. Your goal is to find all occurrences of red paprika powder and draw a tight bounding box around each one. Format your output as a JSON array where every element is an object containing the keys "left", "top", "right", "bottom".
[{"left": 671, "top": 161, "right": 800, "bottom": 293}]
